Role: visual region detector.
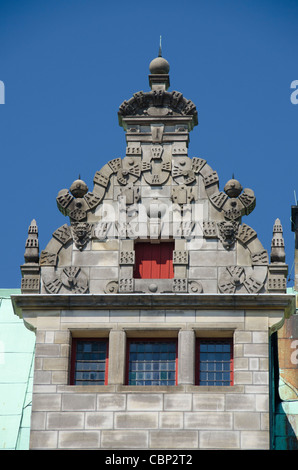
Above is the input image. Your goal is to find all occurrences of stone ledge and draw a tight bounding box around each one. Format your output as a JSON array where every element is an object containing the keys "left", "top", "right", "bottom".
[
  {"left": 12, "top": 293, "right": 295, "bottom": 314},
  {"left": 56, "top": 384, "right": 245, "bottom": 394}
]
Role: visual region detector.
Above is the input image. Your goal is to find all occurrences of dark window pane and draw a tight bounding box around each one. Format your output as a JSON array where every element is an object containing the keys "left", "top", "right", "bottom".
[
  {"left": 128, "top": 340, "right": 177, "bottom": 386},
  {"left": 73, "top": 340, "right": 108, "bottom": 385},
  {"left": 198, "top": 339, "right": 232, "bottom": 386}
]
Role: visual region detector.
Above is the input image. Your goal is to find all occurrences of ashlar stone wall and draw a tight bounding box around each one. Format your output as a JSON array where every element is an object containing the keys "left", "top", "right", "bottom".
[{"left": 15, "top": 294, "right": 293, "bottom": 450}]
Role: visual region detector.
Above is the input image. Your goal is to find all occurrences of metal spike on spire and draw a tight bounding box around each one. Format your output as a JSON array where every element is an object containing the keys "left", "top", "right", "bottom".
[{"left": 158, "top": 35, "right": 162, "bottom": 57}]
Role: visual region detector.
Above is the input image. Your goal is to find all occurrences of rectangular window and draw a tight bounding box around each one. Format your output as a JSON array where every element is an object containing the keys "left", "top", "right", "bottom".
[
  {"left": 134, "top": 242, "right": 174, "bottom": 279},
  {"left": 70, "top": 338, "right": 108, "bottom": 385},
  {"left": 126, "top": 339, "right": 177, "bottom": 386},
  {"left": 196, "top": 338, "right": 233, "bottom": 386}
]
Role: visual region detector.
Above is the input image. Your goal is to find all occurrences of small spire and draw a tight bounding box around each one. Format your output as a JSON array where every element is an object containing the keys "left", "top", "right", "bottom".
[
  {"left": 24, "top": 219, "right": 39, "bottom": 263},
  {"left": 158, "top": 35, "right": 162, "bottom": 57},
  {"left": 270, "top": 218, "right": 286, "bottom": 263}
]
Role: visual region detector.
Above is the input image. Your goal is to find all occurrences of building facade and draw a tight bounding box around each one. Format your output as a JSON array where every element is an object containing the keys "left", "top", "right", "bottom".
[{"left": 12, "top": 52, "right": 296, "bottom": 450}]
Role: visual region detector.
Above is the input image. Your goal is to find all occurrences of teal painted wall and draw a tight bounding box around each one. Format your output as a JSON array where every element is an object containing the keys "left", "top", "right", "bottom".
[{"left": 0, "top": 289, "right": 35, "bottom": 450}]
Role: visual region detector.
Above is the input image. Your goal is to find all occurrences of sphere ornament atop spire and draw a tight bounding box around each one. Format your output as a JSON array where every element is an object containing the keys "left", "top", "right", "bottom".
[
  {"left": 149, "top": 36, "right": 170, "bottom": 75},
  {"left": 70, "top": 176, "right": 88, "bottom": 198},
  {"left": 224, "top": 177, "right": 243, "bottom": 198}
]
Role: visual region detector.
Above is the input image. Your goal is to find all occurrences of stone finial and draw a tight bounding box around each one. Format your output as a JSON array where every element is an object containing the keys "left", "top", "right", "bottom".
[
  {"left": 24, "top": 219, "right": 39, "bottom": 264},
  {"left": 224, "top": 178, "right": 243, "bottom": 198},
  {"left": 270, "top": 218, "right": 286, "bottom": 263},
  {"left": 149, "top": 39, "right": 170, "bottom": 91},
  {"left": 21, "top": 219, "right": 40, "bottom": 293},
  {"left": 70, "top": 177, "right": 88, "bottom": 198}
]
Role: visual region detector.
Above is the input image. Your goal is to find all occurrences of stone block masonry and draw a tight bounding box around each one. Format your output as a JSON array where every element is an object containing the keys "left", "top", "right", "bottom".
[
  {"left": 16, "top": 294, "right": 294, "bottom": 451},
  {"left": 30, "top": 387, "right": 270, "bottom": 449}
]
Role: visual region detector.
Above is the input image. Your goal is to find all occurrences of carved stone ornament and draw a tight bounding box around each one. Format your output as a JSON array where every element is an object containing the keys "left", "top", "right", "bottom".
[
  {"left": 21, "top": 277, "right": 40, "bottom": 292},
  {"left": 171, "top": 186, "right": 196, "bottom": 205},
  {"left": 268, "top": 276, "right": 287, "bottom": 292},
  {"left": 52, "top": 224, "right": 72, "bottom": 246},
  {"left": 117, "top": 158, "right": 141, "bottom": 186},
  {"left": 104, "top": 281, "right": 119, "bottom": 293},
  {"left": 119, "top": 278, "right": 134, "bottom": 293},
  {"left": 188, "top": 280, "right": 203, "bottom": 293},
  {"left": 57, "top": 177, "right": 103, "bottom": 220},
  {"left": 203, "top": 171, "right": 219, "bottom": 188},
  {"left": 236, "top": 224, "right": 257, "bottom": 245},
  {"left": 118, "top": 90, "right": 198, "bottom": 126},
  {"left": 218, "top": 266, "right": 264, "bottom": 294},
  {"left": 119, "top": 251, "right": 135, "bottom": 265},
  {"left": 39, "top": 251, "right": 57, "bottom": 266},
  {"left": 142, "top": 146, "right": 171, "bottom": 186},
  {"left": 251, "top": 250, "right": 269, "bottom": 266},
  {"left": 71, "top": 222, "right": 92, "bottom": 251},
  {"left": 172, "top": 278, "right": 188, "bottom": 292},
  {"left": 217, "top": 220, "right": 239, "bottom": 250},
  {"left": 173, "top": 250, "right": 188, "bottom": 264},
  {"left": 203, "top": 221, "right": 217, "bottom": 238},
  {"left": 191, "top": 157, "right": 206, "bottom": 174},
  {"left": 118, "top": 184, "right": 140, "bottom": 205},
  {"left": 43, "top": 267, "right": 88, "bottom": 294},
  {"left": 173, "top": 221, "right": 195, "bottom": 239},
  {"left": 172, "top": 158, "right": 196, "bottom": 185},
  {"left": 93, "top": 222, "right": 112, "bottom": 240}
]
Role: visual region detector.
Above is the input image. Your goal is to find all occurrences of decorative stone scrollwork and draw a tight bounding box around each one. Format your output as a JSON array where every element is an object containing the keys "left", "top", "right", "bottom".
[
  {"left": 104, "top": 281, "right": 118, "bottom": 293},
  {"left": 188, "top": 280, "right": 203, "bottom": 293}
]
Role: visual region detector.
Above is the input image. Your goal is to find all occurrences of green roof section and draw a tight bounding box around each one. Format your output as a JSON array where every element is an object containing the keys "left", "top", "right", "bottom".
[{"left": 0, "top": 289, "right": 35, "bottom": 450}]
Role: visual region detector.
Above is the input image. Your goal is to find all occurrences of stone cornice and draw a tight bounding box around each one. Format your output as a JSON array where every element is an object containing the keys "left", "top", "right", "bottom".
[
  {"left": 12, "top": 293, "right": 296, "bottom": 316},
  {"left": 118, "top": 90, "right": 198, "bottom": 128}
]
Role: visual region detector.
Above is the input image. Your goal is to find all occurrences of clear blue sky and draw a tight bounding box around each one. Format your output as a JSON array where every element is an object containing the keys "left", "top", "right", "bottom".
[{"left": 0, "top": 0, "right": 297, "bottom": 288}]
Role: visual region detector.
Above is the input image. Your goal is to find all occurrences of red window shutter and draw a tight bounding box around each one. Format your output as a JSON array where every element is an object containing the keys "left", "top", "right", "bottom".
[{"left": 134, "top": 242, "right": 174, "bottom": 279}]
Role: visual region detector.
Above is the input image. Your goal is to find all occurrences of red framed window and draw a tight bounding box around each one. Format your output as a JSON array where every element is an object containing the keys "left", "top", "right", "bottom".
[
  {"left": 133, "top": 242, "right": 174, "bottom": 279},
  {"left": 70, "top": 338, "right": 109, "bottom": 385},
  {"left": 196, "top": 338, "right": 233, "bottom": 386},
  {"left": 126, "top": 339, "right": 178, "bottom": 386}
]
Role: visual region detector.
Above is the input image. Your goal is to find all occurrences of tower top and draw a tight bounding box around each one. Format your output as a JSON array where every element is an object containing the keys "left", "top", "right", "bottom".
[{"left": 149, "top": 36, "right": 170, "bottom": 76}]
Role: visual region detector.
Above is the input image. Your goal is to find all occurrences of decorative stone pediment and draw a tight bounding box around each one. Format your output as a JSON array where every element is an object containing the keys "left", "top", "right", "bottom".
[
  {"left": 118, "top": 90, "right": 198, "bottom": 126},
  {"left": 21, "top": 52, "right": 288, "bottom": 296}
]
